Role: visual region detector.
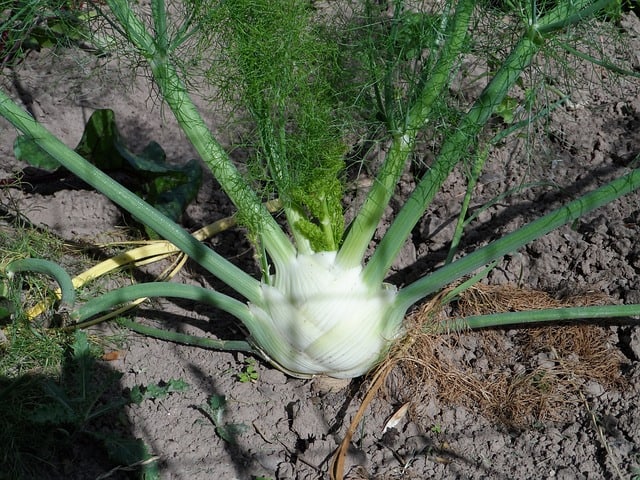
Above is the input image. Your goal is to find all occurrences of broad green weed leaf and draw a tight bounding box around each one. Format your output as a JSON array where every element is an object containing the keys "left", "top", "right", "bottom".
[
  {"left": 208, "top": 394, "right": 226, "bottom": 411},
  {"left": 93, "top": 432, "right": 160, "bottom": 480},
  {"left": 0, "top": 280, "right": 13, "bottom": 319},
  {"left": 14, "top": 135, "right": 61, "bottom": 170},
  {"left": 71, "top": 330, "right": 93, "bottom": 401},
  {"left": 31, "top": 380, "right": 77, "bottom": 425},
  {"left": 130, "top": 378, "right": 190, "bottom": 402},
  {"left": 13, "top": 109, "right": 202, "bottom": 230},
  {"left": 129, "top": 385, "right": 145, "bottom": 404},
  {"left": 495, "top": 96, "right": 519, "bottom": 124},
  {"left": 216, "top": 422, "right": 249, "bottom": 444},
  {"left": 201, "top": 395, "right": 247, "bottom": 443},
  {"left": 75, "top": 110, "right": 203, "bottom": 228},
  {"left": 143, "top": 378, "right": 189, "bottom": 398},
  {"left": 0, "top": 301, "right": 12, "bottom": 320},
  {"left": 74, "top": 109, "right": 124, "bottom": 167},
  {"left": 31, "top": 400, "right": 77, "bottom": 425}
]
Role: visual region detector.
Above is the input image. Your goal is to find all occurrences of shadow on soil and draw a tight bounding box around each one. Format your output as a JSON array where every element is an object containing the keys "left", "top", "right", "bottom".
[
  {"left": 0, "top": 330, "right": 156, "bottom": 480},
  {"left": 393, "top": 159, "right": 636, "bottom": 287}
]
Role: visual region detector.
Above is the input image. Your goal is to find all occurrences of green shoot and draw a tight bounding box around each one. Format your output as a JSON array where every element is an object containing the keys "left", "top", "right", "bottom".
[
  {"left": 129, "top": 377, "right": 189, "bottom": 403},
  {"left": 237, "top": 358, "right": 260, "bottom": 384},
  {"left": 199, "top": 394, "right": 249, "bottom": 444}
]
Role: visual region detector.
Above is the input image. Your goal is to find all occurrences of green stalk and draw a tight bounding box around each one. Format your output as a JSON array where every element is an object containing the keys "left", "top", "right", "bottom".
[
  {"left": 445, "top": 98, "right": 567, "bottom": 263},
  {"left": 445, "top": 146, "right": 490, "bottom": 265},
  {"left": 0, "top": 90, "right": 262, "bottom": 304},
  {"left": 106, "top": 0, "right": 296, "bottom": 269},
  {"left": 363, "top": 0, "right": 613, "bottom": 287},
  {"left": 337, "top": 131, "right": 412, "bottom": 265},
  {"left": 396, "top": 168, "right": 640, "bottom": 310},
  {"left": 363, "top": 37, "right": 539, "bottom": 287},
  {"left": 559, "top": 42, "right": 640, "bottom": 79},
  {"left": 150, "top": 0, "right": 168, "bottom": 55},
  {"left": 337, "top": 0, "right": 475, "bottom": 269},
  {"left": 441, "top": 304, "right": 640, "bottom": 331},
  {"left": 117, "top": 318, "right": 255, "bottom": 353},
  {"left": 69, "top": 282, "right": 254, "bottom": 326},
  {"left": 536, "top": 0, "right": 615, "bottom": 35},
  {"left": 6, "top": 258, "right": 75, "bottom": 308}
]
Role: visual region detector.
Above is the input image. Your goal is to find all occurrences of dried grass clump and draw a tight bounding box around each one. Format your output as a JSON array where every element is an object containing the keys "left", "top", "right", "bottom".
[
  {"left": 331, "top": 284, "right": 626, "bottom": 478},
  {"left": 388, "top": 284, "right": 626, "bottom": 427}
]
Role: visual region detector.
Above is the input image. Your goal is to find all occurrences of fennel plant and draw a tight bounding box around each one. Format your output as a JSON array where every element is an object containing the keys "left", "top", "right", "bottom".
[{"left": 1, "top": 0, "right": 639, "bottom": 378}]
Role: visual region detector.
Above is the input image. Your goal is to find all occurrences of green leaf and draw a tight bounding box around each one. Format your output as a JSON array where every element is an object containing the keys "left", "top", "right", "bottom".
[
  {"left": 0, "top": 301, "right": 12, "bottom": 320},
  {"left": 395, "top": 11, "right": 442, "bottom": 60},
  {"left": 208, "top": 0, "right": 346, "bottom": 252},
  {"left": 71, "top": 330, "right": 93, "bottom": 402},
  {"left": 31, "top": 397, "right": 78, "bottom": 425},
  {"left": 0, "top": 280, "right": 14, "bottom": 319},
  {"left": 216, "top": 422, "right": 249, "bottom": 444},
  {"left": 204, "top": 394, "right": 226, "bottom": 427},
  {"left": 129, "top": 385, "right": 144, "bottom": 405},
  {"left": 147, "top": 377, "right": 189, "bottom": 397},
  {"left": 200, "top": 394, "right": 247, "bottom": 443},
  {"left": 208, "top": 394, "right": 226, "bottom": 412},
  {"left": 92, "top": 432, "right": 160, "bottom": 480},
  {"left": 31, "top": 380, "right": 77, "bottom": 425},
  {"left": 14, "top": 135, "right": 61, "bottom": 170},
  {"left": 14, "top": 109, "right": 202, "bottom": 231},
  {"left": 495, "top": 96, "right": 519, "bottom": 124},
  {"left": 130, "top": 378, "right": 190, "bottom": 402},
  {"left": 73, "top": 109, "right": 125, "bottom": 168}
]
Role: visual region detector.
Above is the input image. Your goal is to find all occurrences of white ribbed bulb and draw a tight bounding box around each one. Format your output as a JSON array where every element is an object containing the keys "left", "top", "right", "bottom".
[{"left": 247, "top": 251, "right": 404, "bottom": 378}]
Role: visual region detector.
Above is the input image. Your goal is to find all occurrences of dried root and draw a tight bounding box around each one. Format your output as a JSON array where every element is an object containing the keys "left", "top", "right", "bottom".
[{"left": 392, "top": 284, "right": 625, "bottom": 427}]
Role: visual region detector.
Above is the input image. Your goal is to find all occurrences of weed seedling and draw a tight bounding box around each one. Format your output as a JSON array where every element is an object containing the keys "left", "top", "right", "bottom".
[
  {"left": 199, "top": 394, "right": 249, "bottom": 445},
  {"left": 237, "top": 358, "right": 259, "bottom": 384},
  {"left": 129, "top": 377, "right": 189, "bottom": 403},
  {"left": 0, "top": 328, "right": 159, "bottom": 478}
]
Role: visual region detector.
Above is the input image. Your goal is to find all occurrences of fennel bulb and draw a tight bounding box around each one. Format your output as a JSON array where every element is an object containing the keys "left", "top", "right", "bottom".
[{"left": 247, "top": 252, "right": 405, "bottom": 378}]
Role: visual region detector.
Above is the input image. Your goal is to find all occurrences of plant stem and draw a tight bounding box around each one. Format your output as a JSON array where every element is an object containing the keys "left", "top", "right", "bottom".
[
  {"left": 69, "top": 282, "right": 254, "bottom": 327},
  {"left": 440, "top": 304, "right": 640, "bottom": 332},
  {"left": 445, "top": 98, "right": 567, "bottom": 263},
  {"left": 535, "top": 0, "right": 615, "bottom": 35},
  {"left": 118, "top": 318, "right": 255, "bottom": 353},
  {"left": 364, "top": 37, "right": 540, "bottom": 287},
  {"left": 106, "top": 0, "right": 296, "bottom": 270},
  {"left": 6, "top": 258, "right": 75, "bottom": 308},
  {"left": 363, "top": 0, "right": 614, "bottom": 287},
  {"left": 150, "top": 0, "right": 168, "bottom": 55},
  {"left": 337, "top": 0, "right": 475, "bottom": 269},
  {"left": 445, "top": 147, "right": 489, "bottom": 265},
  {"left": 396, "top": 168, "right": 640, "bottom": 310},
  {"left": 559, "top": 42, "right": 640, "bottom": 79},
  {"left": 0, "top": 90, "right": 262, "bottom": 304}
]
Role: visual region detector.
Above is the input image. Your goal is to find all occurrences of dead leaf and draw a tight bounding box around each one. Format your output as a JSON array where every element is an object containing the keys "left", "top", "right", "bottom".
[
  {"left": 101, "top": 350, "right": 125, "bottom": 361},
  {"left": 382, "top": 402, "right": 410, "bottom": 434}
]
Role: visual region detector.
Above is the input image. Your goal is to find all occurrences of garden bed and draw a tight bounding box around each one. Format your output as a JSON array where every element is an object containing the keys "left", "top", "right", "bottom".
[{"left": 1, "top": 6, "right": 640, "bottom": 480}]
